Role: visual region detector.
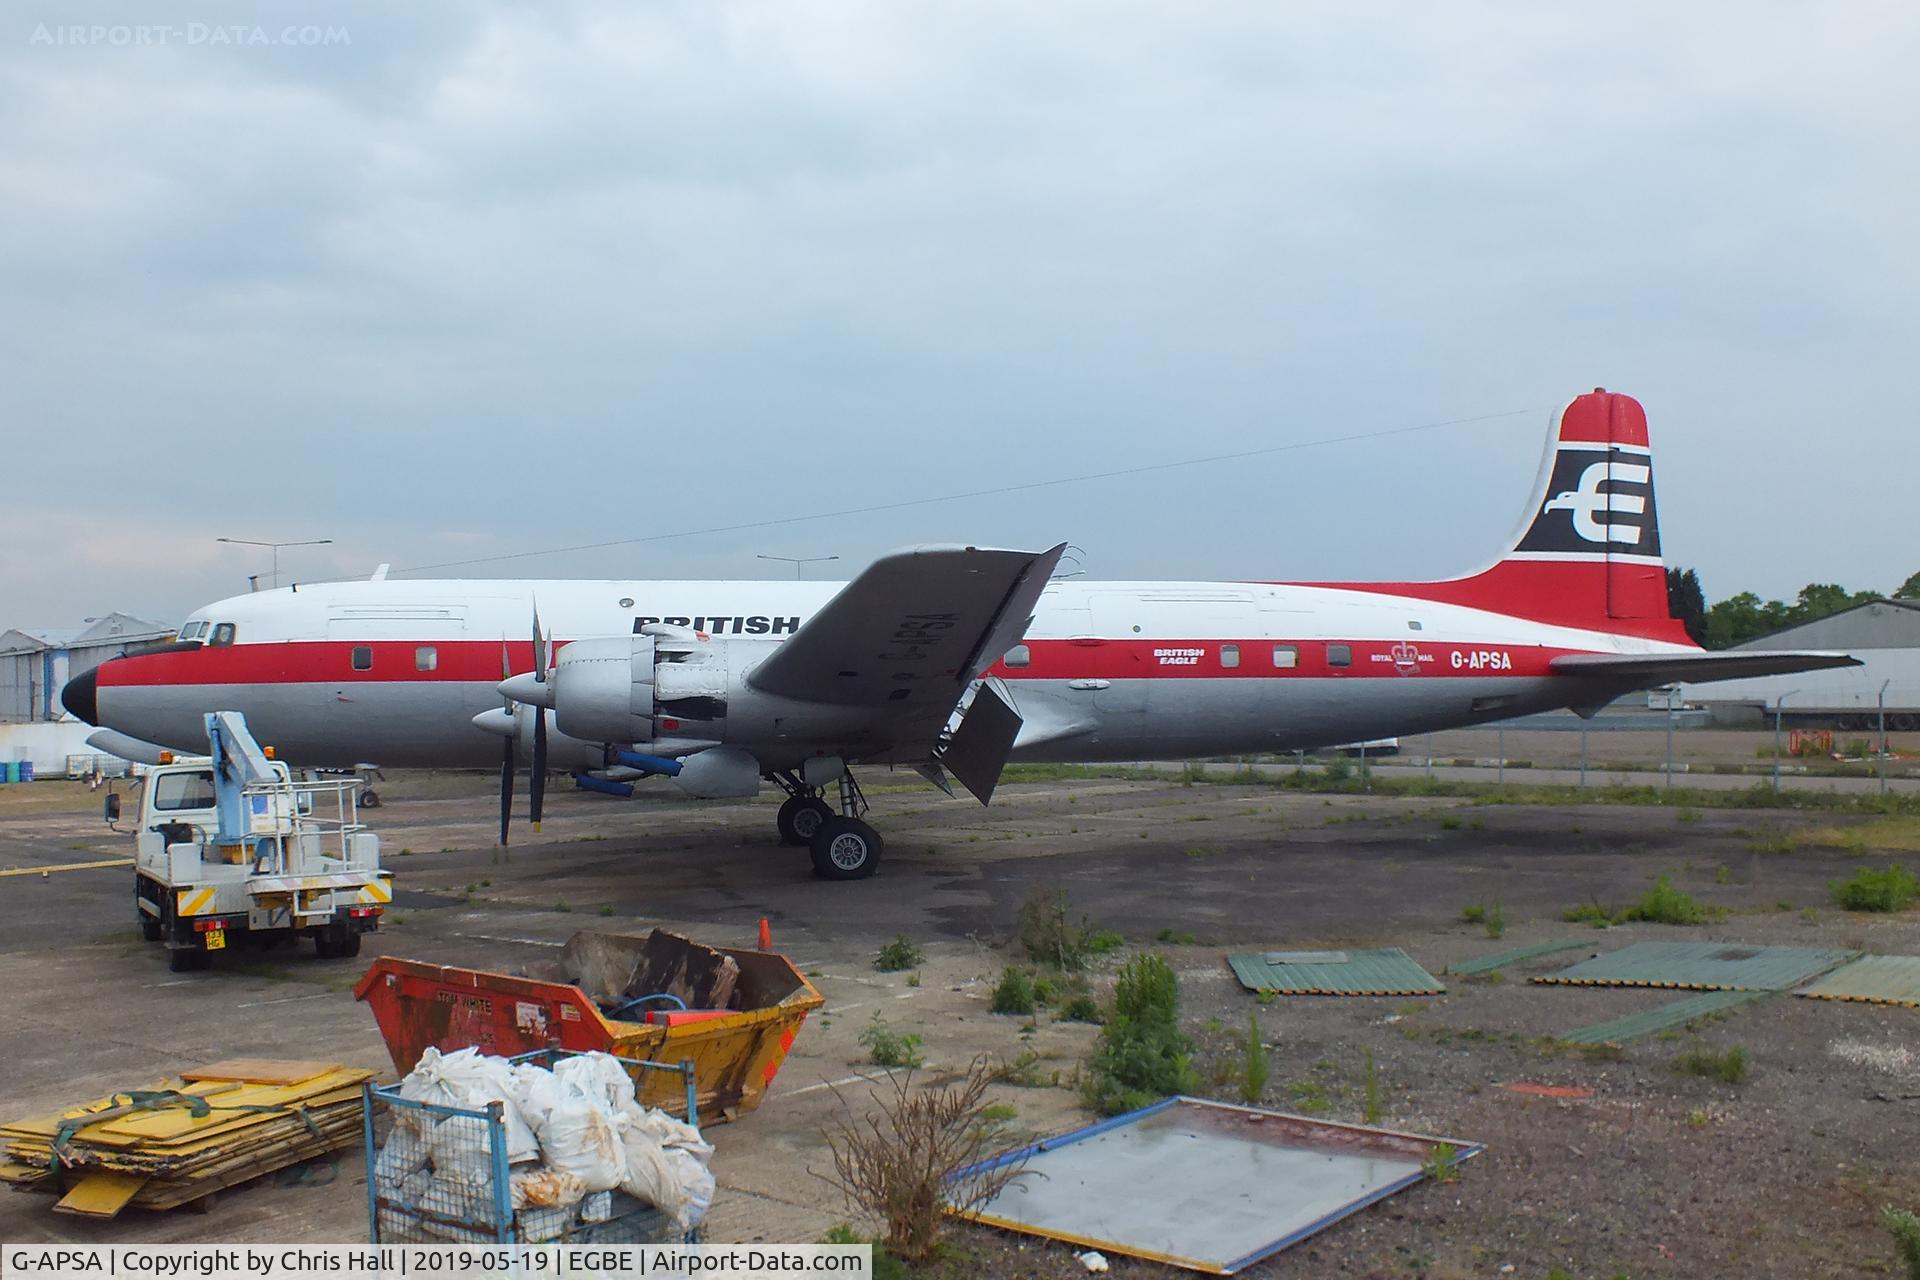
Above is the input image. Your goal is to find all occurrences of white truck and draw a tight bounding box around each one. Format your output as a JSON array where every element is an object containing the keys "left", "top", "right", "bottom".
[{"left": 106, "top": 711, "right": 392, "bottom": 972}]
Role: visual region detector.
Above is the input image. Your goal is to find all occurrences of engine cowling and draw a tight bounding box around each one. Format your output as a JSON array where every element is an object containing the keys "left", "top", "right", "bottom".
[{"left": 537, "top": 632, "right": 878, "bottom": 765}]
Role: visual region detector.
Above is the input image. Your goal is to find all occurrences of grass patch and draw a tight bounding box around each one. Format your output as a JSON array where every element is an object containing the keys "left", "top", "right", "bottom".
[
  {"left": 1241, "top": 1012, "right": 1268, "bottom": 1104},
  {"left": 1830, "top": 863, "right": 1918, "bottom": 913},
  {"left": 1621, "top": 875, "right": 1712, "bottom": 925},
  {"left": 1674, "top": 1043, "right": 1749, "bottom": 1084},
  {"left": 991, "top": 967, "right": 1037, "bottom": 1015},
  {"left": 1803, "top": 815, "right": 1920, "bottom": 853},
  {"left": 874, "top": 934, "right": 924, "bottom": 972},
  {"left": 1562, "top": 900, "right": 1619, "bottom": 928}
]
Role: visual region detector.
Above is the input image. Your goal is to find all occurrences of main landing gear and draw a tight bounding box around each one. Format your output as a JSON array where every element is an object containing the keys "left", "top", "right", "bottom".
[{"left": 772, "top": 771, "right": 882, "bottom": 880}]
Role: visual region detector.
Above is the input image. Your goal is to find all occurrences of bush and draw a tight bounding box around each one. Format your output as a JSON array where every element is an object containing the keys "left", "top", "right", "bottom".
[
  {"left": 860, "top": 1015, "right": 925, "bottom": 1068},
  {"left": 1674, "top": 1043, "right": 1749, "bottom": 1084},
  {"left": 1058, "top": 993, "right": 1102, "bottom": 1024},
  {"left": 874, "top": 935, "right": 924, "bottom": 972},
  {"left": 1622, "top": 875, "right": 1708, "bottom": 925},
  {"left": 1830, "top": 863, "right": 1918, "bottom": 913},
  {"left": 1085, "top": 954, "right": 1193, "bottom": 1115},
  {"left": 1017, "top": 887, "right": 1106, "bottom": 971},
  {"left": 822, "top": 1058, "right": 1029, "bottom": 1263},
  {"left": 991, "top": 967, "right": 1036, "bottom": 1015}
]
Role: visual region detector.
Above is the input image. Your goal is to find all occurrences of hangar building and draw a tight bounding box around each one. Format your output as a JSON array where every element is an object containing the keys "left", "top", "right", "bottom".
[
  {"left": 1680, "top": 598, "right": 1920, "bottom": 730},
  {"left": 0, "top": 613, "right": 171, "bottom": 723}
]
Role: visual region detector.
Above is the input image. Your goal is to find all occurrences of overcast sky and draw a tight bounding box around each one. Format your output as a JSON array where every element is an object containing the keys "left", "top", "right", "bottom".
[{"left": 3, "top": 2, "right": 1915, "bottom": 627}]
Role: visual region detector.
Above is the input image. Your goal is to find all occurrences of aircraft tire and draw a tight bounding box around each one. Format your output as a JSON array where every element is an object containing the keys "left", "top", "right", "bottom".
[
  {"left": 777, "top": 796, "right": 834, "bottom": 847},
  {"left": 809, "top": 817, "right": 883, "bottom": 880}
]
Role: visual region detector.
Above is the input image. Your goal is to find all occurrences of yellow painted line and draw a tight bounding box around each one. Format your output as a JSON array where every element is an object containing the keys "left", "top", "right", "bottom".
[{"left": 0, "top": 858, "right": 134, "bottom": 878}]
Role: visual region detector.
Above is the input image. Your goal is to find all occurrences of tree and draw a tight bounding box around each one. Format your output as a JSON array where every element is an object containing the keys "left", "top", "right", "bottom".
[
  {"left": 1896, "top": 570, "right": 1920, "bottom": 600},
  {"left": 1666, "top": 567, "right": 1708, "bottom": 646}
]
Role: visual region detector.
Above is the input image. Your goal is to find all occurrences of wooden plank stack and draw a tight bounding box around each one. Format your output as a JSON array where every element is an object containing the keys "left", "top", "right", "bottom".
[{"left": 0, "top": 1059, "right": 372, "bottom": 1218}]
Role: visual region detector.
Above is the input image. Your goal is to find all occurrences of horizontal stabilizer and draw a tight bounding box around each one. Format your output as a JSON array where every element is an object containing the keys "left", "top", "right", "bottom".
[
  {"left": 941, "top": 681, "right": 1023, "bottom": 806},
  {"left": 1550, "top": 650, "right": 1860, "bottom": 686}
]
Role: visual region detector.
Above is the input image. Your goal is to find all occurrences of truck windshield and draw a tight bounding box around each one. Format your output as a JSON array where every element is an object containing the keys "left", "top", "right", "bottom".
[{"left": 152, "top": 771, "right": 217, "bottom": 810}]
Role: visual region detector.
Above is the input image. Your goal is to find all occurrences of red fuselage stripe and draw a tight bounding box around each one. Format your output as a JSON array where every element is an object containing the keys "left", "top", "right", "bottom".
[{"left": 96, "top": 637, "right": 1585, "bottom": 687}]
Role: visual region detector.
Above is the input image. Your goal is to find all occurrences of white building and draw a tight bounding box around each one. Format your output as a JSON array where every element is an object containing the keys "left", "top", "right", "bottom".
[{"left": 1680, "top": 599, "right": 1920, "bottom": 730}]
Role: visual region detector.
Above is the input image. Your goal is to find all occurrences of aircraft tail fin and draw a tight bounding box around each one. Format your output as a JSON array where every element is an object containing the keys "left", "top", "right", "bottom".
[{"left": 1318, "top": 389, "right": 1690, "bottom": 642}]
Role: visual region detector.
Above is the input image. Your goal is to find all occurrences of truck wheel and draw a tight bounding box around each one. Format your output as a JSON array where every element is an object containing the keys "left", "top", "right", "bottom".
[
  {"left": 337, "top": 932, "right": 362, "bottom": 958},
  {"left": 314, "top": 934, "right": 340, "bottom": 959},
  {"left": 168, "top": 947, "right": 206, "bottom": 973}
]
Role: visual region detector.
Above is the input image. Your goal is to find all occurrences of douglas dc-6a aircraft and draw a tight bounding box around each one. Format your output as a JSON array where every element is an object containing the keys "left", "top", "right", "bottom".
[{"left": 66, "top": 389, "right": 1854, "bottom": 879}]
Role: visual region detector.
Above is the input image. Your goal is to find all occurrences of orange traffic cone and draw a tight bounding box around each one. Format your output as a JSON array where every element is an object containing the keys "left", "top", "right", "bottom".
[{"left": 758, "top": 917, "right": 772, "bottom": 951}]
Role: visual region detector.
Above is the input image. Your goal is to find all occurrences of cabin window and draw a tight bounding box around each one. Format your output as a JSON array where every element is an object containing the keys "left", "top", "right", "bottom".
[
  {"left": 1220, "top": 644, "right": 1240, "bottom": 669},
  {"left": 351, "top": 646, "right": 374, "bottom": 671},
  {"left": 1005, "top": 644, "right": 1031, "bottom": 668},
  {"left": 1272, "top": 644, "right": 1298, "bottom": 669},
  {"left": 153, "top": 770, "right": 217, "bottom": 811},
  {"left": 415, "top": 645, "right": 438, "bottom": 672},
  {"left": 1407, "top": 620, "right": 1423, "bottom": 631},
  {"left": 1327, "top": 643, "right": 1353, "bottom": 668},
  {"left": 209, "top": 623, "right": 236, "bottom": 648}
]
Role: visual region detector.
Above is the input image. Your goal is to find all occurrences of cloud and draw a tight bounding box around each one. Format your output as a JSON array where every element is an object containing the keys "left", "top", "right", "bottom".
[{"left": 3, "top": 0, "right": 1917, "bottom": 623}]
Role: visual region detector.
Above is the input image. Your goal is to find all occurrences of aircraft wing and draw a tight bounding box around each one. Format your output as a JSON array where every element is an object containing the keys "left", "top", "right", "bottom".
[
  {"left": 1550, "top": 650, "right": 1860, "bottom": 685},
  {"left": 747, "top": 543, "right": 1066, "bottom": 709}
]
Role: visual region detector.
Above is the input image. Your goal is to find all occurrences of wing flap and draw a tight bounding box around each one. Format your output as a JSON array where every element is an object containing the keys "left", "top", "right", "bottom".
[
  {"left": 1551, "top": 650, "right": 1859, "bottom": 685},
  {"left": 939, "top": 681, "right": 1023, "bottom": 806},
  {"left": 746, "top": 543, "right": 1066, "bottom": 708}
]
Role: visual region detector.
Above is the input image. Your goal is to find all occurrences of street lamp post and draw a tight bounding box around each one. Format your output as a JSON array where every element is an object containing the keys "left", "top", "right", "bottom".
[
  {"left": 1772, "top": 690, "right": 1797, "bottom": 793},
  {"left": 216, "top": 537, "right": 333, "bottom": 589},
  {"left": 756, "top": 554, "right": 840, "bottom": 580}
]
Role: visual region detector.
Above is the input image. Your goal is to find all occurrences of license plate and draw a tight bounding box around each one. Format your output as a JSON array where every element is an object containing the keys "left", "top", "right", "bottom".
[{"left": 205, "top": 928, "right": 226, "bottom": 951}]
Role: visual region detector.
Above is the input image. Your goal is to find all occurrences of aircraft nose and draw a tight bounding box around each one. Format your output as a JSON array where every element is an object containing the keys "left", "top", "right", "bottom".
[{"left": 61, "top": 666, "right": 100, "bottom": 725}]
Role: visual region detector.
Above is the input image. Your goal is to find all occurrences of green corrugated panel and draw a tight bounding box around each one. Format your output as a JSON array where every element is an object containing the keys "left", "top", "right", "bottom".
[
  {"left": 1560, "top": 990, "right": 1770, "bottom": 1044},
  {"left": 1796, "top": 954, "right": 1920, "bottom": 1007},
  {"left": 1448, "top": 939, "right": 1590, "bottom": 976},
  {"left": 1533, "top": 942, "right": 1855, "bottom": 992},
  {"left": 1229, "top": 947, "right": 1444, "bottom": 996}
]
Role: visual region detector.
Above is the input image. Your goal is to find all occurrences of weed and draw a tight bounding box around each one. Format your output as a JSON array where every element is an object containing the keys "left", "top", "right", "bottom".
[
  {"left": 1622, "top": 875, "right": 1710, "bottom": 925},
  {"left": 1085, "top": 954, "right": 1192, "bottom": 1115},
  {"left": 598, "top": 904, "right": 615, "bottom": 917},
  {"left": 1183, "top": 845, "right": 1221, "bottom": 859},
  {"left": 1830, "top": 863, "right": 1918, "bottom": 912},
  {"left": 1687, "top": 1109, "right": 1709, "bottom": 1129},
  {"left": 821, "top": 1057, "right": 1028, "bottom": 1264},
  {"left": 874, "top": 934, "right": 925, "bottom": 972},
  {"left": 1483, "top": 899, "right": 1505, "bottom": 939},
  {"left": 1748, "top": 830, "right": 1795, "bottom": 855},
  {"left": 978, "top": 1103, "right": 1019, "bottom": 1125},
  {"left": 906, "top": 971, "right": 921, "bottom": 988},
  {"left": 1562, "top": 900, "right": 1619, "bottom": 928},
  {"left": 1422, "top": 1141, "right": 1461, "bottom": 1183},
  {"left": 1363, "top": 1046, "right": 1381, "bottom": 1124},
  {"left": 991, "top": 967, "right": 1036, "bottom": 1015},
  {"left": 1714, "top": 864, "right": 1733, "bottom": 885},
  {"left": 1016, "top": 887, "right": 1108, "bottom": 971},
  {"left": 1883, "top": 1207, "right": 1920, "bottom": 1280},
  {"left": 1059, "top": 993, "right": 1102, "bottom": 1024},
  {"left": 1677, "top": 808, "right": 1700, "bottom": 823},
  {"left": 1459, "top": 904, "right": 1485, "bottom": 925},
  {"left": 1674, "top": 1043, "right": 1749, "bottom": 1084},
  {"left": 1153, "top": 927, "right": 1198, "bottom": 945},
  {"left": 992, "top": 1050, "right": 1054, "bottom": 1087},
  {"left": 1439, "top": 815, "right": 1462, "bottom": 831},
  {"left": 860, "top": 1015, "right": 926, "bottom": 1069},
  {"left": 552, "top": 900, "right": 572, "bottom": 914},
  {"left": 1085, "top": 928, "right": 1124, "bottom": 955},
  {"left": 1241, "top": 1012, "right": 1268, "bottom": 1104}
]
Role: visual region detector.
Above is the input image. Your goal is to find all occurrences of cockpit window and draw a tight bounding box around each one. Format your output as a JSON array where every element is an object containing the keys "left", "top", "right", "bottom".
[
  {"left": 153, "top": 770, "right": 217, "bottom": 811},
  {"left": 210, "top": 623, "right": 237, "bottom": 648},
  {"left": 178, "top": 621, "right": 207, "bottom": 641}
]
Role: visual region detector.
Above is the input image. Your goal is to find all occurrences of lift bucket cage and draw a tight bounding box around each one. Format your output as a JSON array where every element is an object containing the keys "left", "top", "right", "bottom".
[
  {"left": 353, "top": 930, "right": 824, "bottom": 1123},
  {"left": 362, "top": 1049, "right": 698, "bottom": 1244}
]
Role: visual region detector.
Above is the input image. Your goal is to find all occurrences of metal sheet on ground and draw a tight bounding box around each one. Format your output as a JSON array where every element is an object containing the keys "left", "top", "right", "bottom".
[
  {"left": 1533, "top": 942, "right": 1854, "bottom": 992},
  {"left": 1796, "top": 954, "right": 1920, "bottom": 1007},
  {"left": 1228, "top": 947, "right": 1444, "bottom": 996},
  {"left": 953, "top": 1097, "right": 1481, "bottom": 1274},
  {"left": 1560, "top": 990, "right": 1771, "bottom": 1044},
  {"left": 1448, "top": 939, "right": 1589, "bottom": 976}
]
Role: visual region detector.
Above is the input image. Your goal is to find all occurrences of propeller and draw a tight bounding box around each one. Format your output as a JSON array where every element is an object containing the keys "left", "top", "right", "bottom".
[
  {"left": 497, "top": 642, "right": 515, "bottom": 847},
  {"left": 530, "top": 605, "right": 548, "bottom": 832}
]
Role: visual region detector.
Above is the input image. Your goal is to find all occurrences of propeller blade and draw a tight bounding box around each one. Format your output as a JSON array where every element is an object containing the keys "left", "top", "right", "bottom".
[
  {"left": 498, "top": 729, "right": 514, "bottom": 846},
  {"left": 530, "top": 707, "right": 547, "bottom": 831}
]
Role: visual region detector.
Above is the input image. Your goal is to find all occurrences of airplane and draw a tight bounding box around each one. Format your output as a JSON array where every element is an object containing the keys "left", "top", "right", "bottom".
[{"left": 65, "top": 388, "right": 1856, "bottom": 880}]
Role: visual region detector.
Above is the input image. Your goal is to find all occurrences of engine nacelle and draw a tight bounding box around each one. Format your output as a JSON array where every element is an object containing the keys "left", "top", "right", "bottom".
[{"left": 545, "top": 633, "right": 875, "bottom": 765}]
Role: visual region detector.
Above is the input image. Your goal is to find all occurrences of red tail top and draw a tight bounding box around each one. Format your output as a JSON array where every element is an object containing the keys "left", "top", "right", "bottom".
[{"left": 1303, "top": 389, "right": 1691, "bottom": 643}]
